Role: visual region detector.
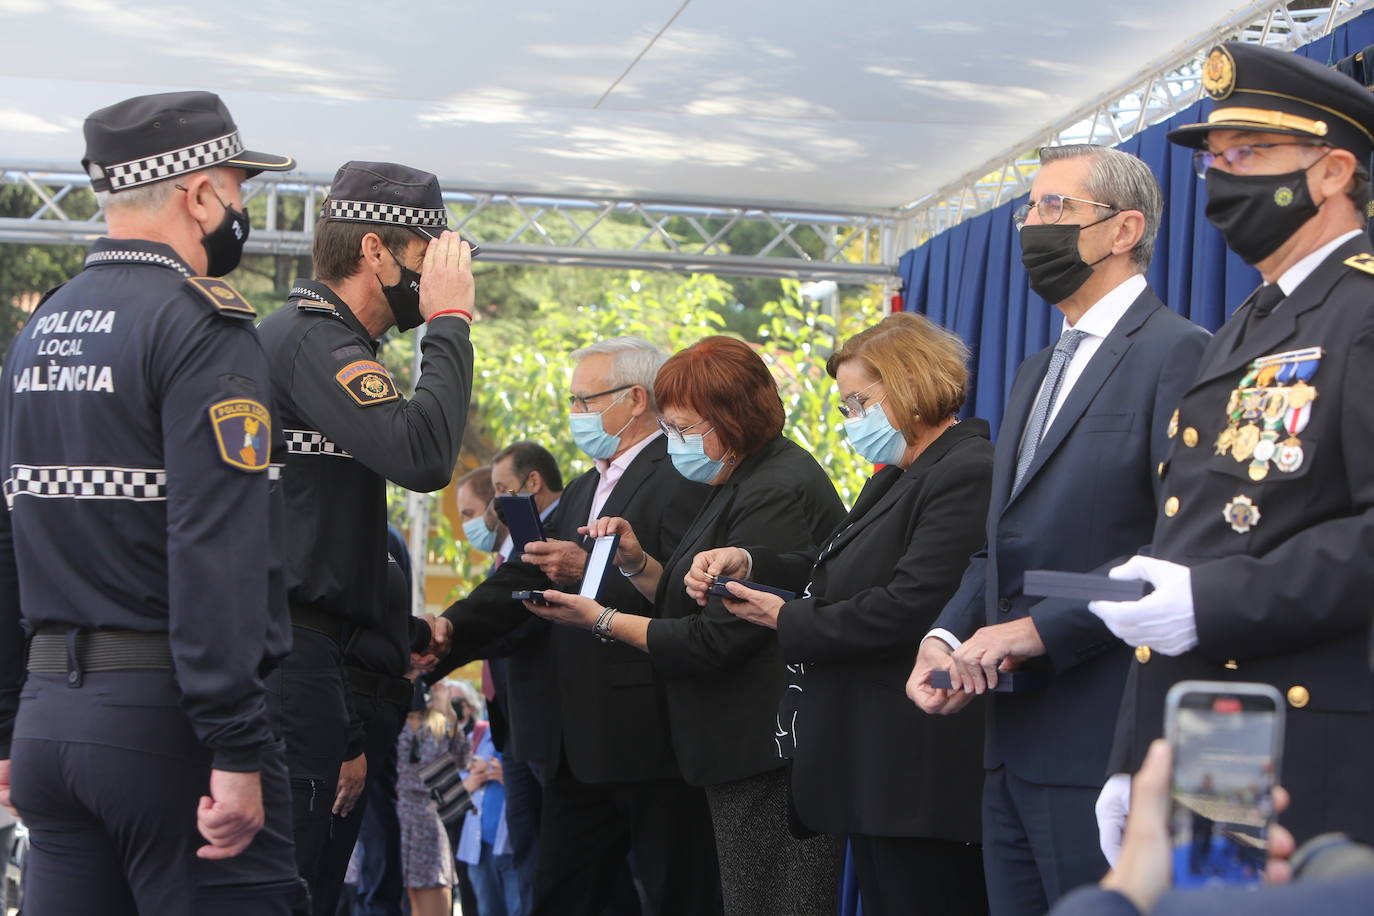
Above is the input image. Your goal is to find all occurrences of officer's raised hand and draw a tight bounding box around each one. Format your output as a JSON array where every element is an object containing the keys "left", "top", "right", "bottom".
[
  {"left": 418, "top": 231, "right": 475, "bottom": 322},
  {"left": 196, "top": 769, "right": 265, "bottom": 859}
]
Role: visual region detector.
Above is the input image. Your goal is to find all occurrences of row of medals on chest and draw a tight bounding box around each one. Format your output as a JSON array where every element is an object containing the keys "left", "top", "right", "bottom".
[{"left": 1209, "top": 348, "right": 1321, "bottom": 481}]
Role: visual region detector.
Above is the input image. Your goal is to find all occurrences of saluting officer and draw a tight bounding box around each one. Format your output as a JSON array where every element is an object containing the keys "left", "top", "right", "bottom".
[
  {"left": 1091, "top": 42, "right": 1374, "bottom": 854},
  {"left": 0, "top": 91, "right": 303, "bottom": 914},
  {"left": 254, "top": 161, "right": 475, "bottom": 908}
]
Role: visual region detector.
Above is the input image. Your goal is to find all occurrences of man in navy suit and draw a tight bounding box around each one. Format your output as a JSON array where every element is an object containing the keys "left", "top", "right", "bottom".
[{"left": 909, "top": 144, "right": 1210, "bottom": 915}]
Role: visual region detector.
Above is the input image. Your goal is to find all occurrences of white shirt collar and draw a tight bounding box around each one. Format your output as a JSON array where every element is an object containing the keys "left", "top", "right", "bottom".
[
  {"left": 594, "top": 429, "right": 661, "bottom": 477},
  {"left": 1275, "top": 229, "right": 1362, "bottom": 296},
  {"left": 1061, "top": 273, "right": 1146, "bottom": 339}
]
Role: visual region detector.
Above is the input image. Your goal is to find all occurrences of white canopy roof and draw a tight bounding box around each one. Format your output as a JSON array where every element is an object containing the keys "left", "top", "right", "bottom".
[{"left": 0, "top": 0, "right": 1255, "bottom": 212}]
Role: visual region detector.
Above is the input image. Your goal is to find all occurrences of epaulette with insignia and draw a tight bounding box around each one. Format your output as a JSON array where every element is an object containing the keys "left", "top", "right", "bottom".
[
  {"left": 290, "top": 285, "right": 340, "bottom": 316},
  {"left": 1344, "top": 252, "right": 1374, "bottom": 276},
  {"left": 186, "top": 277, "right": 256, "bottom": 319}
]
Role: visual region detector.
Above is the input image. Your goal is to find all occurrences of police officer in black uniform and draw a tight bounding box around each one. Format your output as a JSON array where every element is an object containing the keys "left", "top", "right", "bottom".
[
  {"left": 0, "top": 91, "right": 303, "bottom": 914},
  {"left": 254, "top": 160, "right": 475, "bottom": 910},
  {"left": 1090, "top": 42, "right": 1374, "bottom": 852}
]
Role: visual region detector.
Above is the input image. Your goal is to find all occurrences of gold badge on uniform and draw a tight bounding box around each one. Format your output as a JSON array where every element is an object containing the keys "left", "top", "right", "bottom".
[
  {"left": 209, "top": 398, "right": 271, "bottom": 471},
  {"left": 336, "top": 359, "right": 401, "bottom": 406},
  {"left": 1201, "top": 46, "right": 1236, "bottom": 100},
  {"left": 1215, "top": 347, "right": 1321, "bottom": 476},
  {"left": 336, "top": 360, "right": 399, "bottom": 407},
  {"left": 1222, "top": 494, "right": 1261, "bottom": 534},
  {"left": 1167, "top": 409, "right": 1179, "bottom": 439}
]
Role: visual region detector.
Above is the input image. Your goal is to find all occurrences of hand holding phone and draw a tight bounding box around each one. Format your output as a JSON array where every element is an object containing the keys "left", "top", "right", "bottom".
[{"left": 1165, "top": 680, "right": 1285, "bottom": 888}]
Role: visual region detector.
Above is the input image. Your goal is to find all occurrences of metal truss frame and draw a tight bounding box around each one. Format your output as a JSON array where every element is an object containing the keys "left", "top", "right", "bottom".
[
  {"left": 0, "top": 165, "right": 903, "bottom": 285},
  {"left": 903, "top": 0, "right": 1374, "bottom": 243}
]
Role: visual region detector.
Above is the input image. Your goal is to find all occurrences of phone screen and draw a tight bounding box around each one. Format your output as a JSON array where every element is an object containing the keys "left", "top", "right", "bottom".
[{"left": 1167, "top": 683, "right": 1283, "bottom": 888}]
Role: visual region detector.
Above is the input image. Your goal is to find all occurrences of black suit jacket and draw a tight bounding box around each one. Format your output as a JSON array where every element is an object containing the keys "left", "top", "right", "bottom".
[
  {"left": 645, "top": 436, "right": 845, "bottom": 787},
  {"left": 934, "top": 285, "right": 1209, "bottom": 787},
  {"left": 437, "top": 436, "right": 710, "bottom": 784},
  {"left": 1112, "top": 237, "right": 1374, "bottom": 846},
  {"left": 749, "top": 420, "right": 993, "bottom": 841}
]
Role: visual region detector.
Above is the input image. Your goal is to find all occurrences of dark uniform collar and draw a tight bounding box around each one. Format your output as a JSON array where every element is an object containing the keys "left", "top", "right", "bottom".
[
  {"left": 84, "top": 237, "right": 193, "bottom": 278},
  {"left": 288, "top": 278, "right": 376, "bottom": 349}
]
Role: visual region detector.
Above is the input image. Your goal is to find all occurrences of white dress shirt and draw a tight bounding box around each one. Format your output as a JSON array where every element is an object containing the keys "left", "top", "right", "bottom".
[
  {"left": 1273, "top": 229, "right": 1362, "bottom": 298},
  {"left": 930, "top": 273, "right": 1146, "bottom": 652},
  {"left": 588, "top": 430, "right": 662, "bottom": 525}
]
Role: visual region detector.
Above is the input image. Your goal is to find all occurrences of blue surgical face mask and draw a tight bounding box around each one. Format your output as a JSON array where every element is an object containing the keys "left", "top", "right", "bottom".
[
  {"left": 667, "top": 429, "right": 727, "bottom": 483},
  {"left": 843, "top": 403, "right": 907, "bottom": 465},
  {"left": 462, "top": 515, "right": 498, "bottom": 552},
  {"left": 569, "top": 391, "right": 632, "bottom": 460}
]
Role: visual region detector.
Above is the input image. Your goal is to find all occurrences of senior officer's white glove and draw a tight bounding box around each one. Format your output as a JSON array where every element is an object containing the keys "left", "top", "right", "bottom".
[
  {"left": 1087, "top": 555, "right": 1198, "bottom": 656},
  {"left": 1095, "top": 773, "right": 1133, "bottom": 867}
]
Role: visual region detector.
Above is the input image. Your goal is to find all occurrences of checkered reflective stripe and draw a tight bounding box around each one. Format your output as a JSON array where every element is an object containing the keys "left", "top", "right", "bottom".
[
  {"left": 4, "top": 465, "right": 167, "bottom": 508},
  {"left": 84, "top": 249, "right": 191, "bottom": 277},
  {"left": 284, "top": 429, "right": 351, "bottom": 459},
  {"left": 99, "top": 131, "right": 244, "bottom": 191},
  {"left": 325, "top": 199, "right": 448, "bottom": 229}
]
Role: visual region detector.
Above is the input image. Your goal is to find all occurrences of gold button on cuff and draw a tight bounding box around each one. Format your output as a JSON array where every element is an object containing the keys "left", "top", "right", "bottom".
[
  {"left": 1183, "top": 427, "right": 1199, "bottom": 448},
  {"left": 1287, "top": 685, "right": 1310, "bottom": 709},
  {"left": 1164, "top": 496, "right": 1180, "bottom": 517},
  {"left": 1223, "top": 660, "right": 1239, "bottom": 670},
  {"left": 1158, "top": 461, "right": 1166, "bottom": 477},
  {"left": 1135, "top": 645, "right": 1152, "bottom": 664}
]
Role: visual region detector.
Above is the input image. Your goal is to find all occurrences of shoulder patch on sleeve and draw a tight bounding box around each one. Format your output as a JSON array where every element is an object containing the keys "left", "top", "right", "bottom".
[
  {"left": 335, "top": 360, "right": 399, "bottom": 406},
  {"left": 186, "top": 277, "right": 257, "bottom": 319},
  {"left": 209, "top": 398, "right": 271, "bottom": 471},
  {"left": 1344, "top": 253, "right": 1374, "bottom": 276}
]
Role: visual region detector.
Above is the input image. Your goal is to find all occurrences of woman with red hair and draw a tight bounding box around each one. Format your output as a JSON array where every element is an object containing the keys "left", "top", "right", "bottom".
[{"left": 526, "top": 335, "right": 846, "bottom": 913}]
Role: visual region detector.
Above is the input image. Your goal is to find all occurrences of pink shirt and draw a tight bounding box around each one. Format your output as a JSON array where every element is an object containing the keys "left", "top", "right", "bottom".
[{"left": 588, "top": 431, "right": 662, "bottom": 524}]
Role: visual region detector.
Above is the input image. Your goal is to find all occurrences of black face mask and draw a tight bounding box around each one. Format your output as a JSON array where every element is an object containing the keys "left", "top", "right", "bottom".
[
  {"left": 378, "top": 248, "right": 424, "bottom": 332},
  {"left": 1019, "top": 215, "right": 1116, "bottom": 304},
  {"left": 1204, "top": 163, "right": 1324, "bottom": 265},
  {"left": 201, "top": 193, "right": 251, "bottom": 277}
]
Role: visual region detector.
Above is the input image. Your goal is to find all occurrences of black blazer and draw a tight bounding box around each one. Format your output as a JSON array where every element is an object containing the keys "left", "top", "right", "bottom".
[
  {"left": 1113, "top": 237, "right": 1374, "bottom": 846},
  {"left": 933, "top": 285, "right": 1209, "bottom": 787},
  {"left": 437, "top": 436, "right": 710, "bottom": 784},
  {"left": 749, "top": 420, "right": 993, "bottom": 842},
  {"left": 645, "top": 435, "right": 845, "bottom": 787}
]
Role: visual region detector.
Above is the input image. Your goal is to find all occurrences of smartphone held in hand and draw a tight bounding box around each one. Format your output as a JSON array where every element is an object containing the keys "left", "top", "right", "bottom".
[{"left": 1164, "top": 680, "right": 1285, "bottom": 888}]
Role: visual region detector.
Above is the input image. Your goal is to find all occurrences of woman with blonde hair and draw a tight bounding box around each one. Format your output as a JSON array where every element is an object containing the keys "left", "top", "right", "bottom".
[
  {"left": 699, "top": 312, "right": 994, "bottom": 914},
  {"left": 395, "top": 680, "right": 480, "bottom": 916}
]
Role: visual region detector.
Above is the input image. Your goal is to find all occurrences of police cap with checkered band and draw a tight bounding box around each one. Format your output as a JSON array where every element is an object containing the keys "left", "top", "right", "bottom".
[
  {"left": 82, "top": 90, "right": 294, "bottom": 193},
  {"left": 321, "top": 161, "right": 452, "bottom": 240},
  {"left": 1169, "top": 42, "right": 1374, "bottom": 158}
]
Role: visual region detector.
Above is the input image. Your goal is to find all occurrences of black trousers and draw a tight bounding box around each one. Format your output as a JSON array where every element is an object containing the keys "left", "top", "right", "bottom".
[
  {"left": 982, "top": 767, "right": 1108, "bottom": 916},
  {"left": 530, "top": 753, "right": 721, "bottom": 916},
  {"left": 11, "top": 670, "right": 305, "bottom": 915},
  {"left": 311, "top": 692, "right": 406, "bottom": 916},
  {"left": 266, "top": 627, "right": 353, "bottom": 907},
  {"left": 849, "top": 833, "right": 987, "bottom": 916}
]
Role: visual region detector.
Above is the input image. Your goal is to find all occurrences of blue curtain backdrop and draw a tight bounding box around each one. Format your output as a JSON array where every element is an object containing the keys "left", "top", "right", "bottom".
[{"left": 899, "top": 11, "right": 1374, "bottom": 441}]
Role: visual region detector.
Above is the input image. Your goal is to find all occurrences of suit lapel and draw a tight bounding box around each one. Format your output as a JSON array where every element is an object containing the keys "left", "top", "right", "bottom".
[
  {"left": 1005, "top": 288, "right": 1158, "bottom": 506},
  {"left": 596, "top": 436, "right": 665, "bottom": 523},
  {"left": 994, "top": 350, "right": 1049, "bottom": 512},
  {"left": 1189, "top": 236, "right": 1365, "bottom": 389}
]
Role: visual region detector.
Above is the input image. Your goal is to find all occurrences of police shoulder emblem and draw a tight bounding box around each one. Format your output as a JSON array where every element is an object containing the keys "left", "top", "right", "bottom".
[
  {"left": 186, "top": 277, "right": 256, "bottom": 319},
  {"left": 1344, "top": 252, "right": 1374, "bottom": 276},
  {"left": 336, "top": 359, "right": 398, "bottom": 406},
  {"left": 209, "top": 398, "right": 271, "bottom": 471},
  {"left": 1201, "top": 46, "right": 1236, "bottom": 100}
]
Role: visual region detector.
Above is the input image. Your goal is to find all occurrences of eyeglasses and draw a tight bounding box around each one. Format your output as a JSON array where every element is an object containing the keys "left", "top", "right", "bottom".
[
  {"left": 835, "top": 379, "right": 884, "bottom": 419},
  {"left": 656, "top": 416, "right": 713, "bottom": 443},
  {"left": 493, "top": 473, "right": 531, "bottom": 497},
  {"left": 1191, "top": 142, "right": 1328, "bottom": 179},
  {"left": 568, "top": 384, "right": 634, "bottom": 413},
  {"left": 1013, "top": 194, "right": 1119, "bottom": 231}
]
